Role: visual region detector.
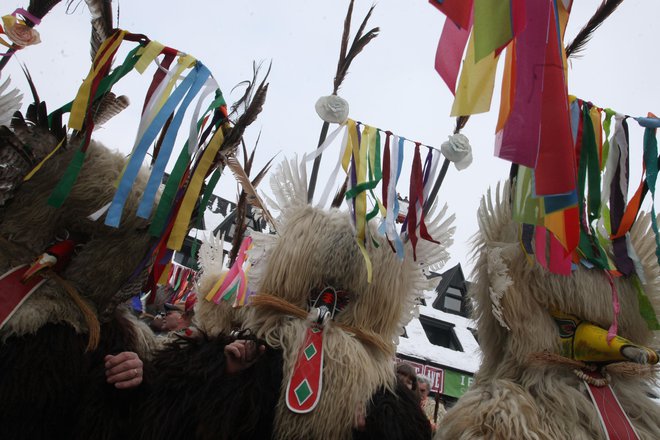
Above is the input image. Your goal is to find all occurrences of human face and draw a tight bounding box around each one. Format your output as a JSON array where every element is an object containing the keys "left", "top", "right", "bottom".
[
  {"left": 419, "top": 382, "right": 430, "bottom": 399},
  {"left": 397, "top": 372, "right": 414, "bottom": 390},
  {"left": 164, "top": 310, "right": 183, "bottom": 330},
  {"left": 150, "top": 314, "right": 166, "bottom": 332}
]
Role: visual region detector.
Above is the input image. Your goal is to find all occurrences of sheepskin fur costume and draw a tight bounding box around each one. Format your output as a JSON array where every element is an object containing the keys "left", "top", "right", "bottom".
[
  {"left": 435, "top": 183, "right": 660, "bottom": 440},
  {"left": 0, "top": 118, "right": 158, "bottom": 439},
  {"left": 136, "top": 332, "right": 284, "bottom": 440},
  {"left": 244, "top": 158, "right": 453, "bottom": 440},
  {"left": 137, "top": 157, "right": 452, "bottom": 440}
]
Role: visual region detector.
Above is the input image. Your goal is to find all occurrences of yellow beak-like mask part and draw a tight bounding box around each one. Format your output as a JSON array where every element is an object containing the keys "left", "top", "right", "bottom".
[{"left": 551, "top": 311, "right": 659, "bottom": 365}]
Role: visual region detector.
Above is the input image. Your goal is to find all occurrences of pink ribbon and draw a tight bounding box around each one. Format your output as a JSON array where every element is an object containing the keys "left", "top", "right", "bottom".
[
  {"left": 13, "top": 8, "right": 41, "bottom": 25},
  {"left": 209, "top": 236, "right": 252, "bottom": 304},
  {"left": 604, "top": 270, "right": 620, "bottom": 343}
]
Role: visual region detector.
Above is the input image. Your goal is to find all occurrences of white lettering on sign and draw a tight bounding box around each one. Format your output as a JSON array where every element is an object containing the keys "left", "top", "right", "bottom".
[
  {"left": 460, "top": 375, "right": 474, "bottom": 387},
  {"left": 423, "top": 365, "right": 445, "bottom": 393}
]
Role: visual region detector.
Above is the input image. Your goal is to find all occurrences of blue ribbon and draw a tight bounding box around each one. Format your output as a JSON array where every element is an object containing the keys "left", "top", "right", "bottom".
[
  {"left": 105, "top": 61, "right": 199, "bottom": 228},
  {"left": 137, "top": 63, "right": 211, "bottom": 219},
  {"left": 636, "top": 117, "right": 660, "bottom": 129},
  {"left": 392, "top": 137, "right": 405, "bottom": 257}
]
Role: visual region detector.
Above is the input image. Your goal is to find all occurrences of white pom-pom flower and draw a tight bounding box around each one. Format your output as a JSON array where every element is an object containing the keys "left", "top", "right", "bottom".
[
  {"left": 441, "top": 133, "right": 473, "bottom": 171},
  {"left": 314, "top": 95, "right": 349, "bottom": 124}
]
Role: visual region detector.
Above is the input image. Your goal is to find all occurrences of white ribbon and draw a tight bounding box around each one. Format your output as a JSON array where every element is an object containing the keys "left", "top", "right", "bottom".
[{"left": 188, "top": 77, "right": 220, "bottom": 156}]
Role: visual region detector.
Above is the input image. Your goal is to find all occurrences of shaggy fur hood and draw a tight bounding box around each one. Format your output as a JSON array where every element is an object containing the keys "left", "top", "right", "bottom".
[{"left": 0, "top": 138, "right": 153, "bottom": 339}]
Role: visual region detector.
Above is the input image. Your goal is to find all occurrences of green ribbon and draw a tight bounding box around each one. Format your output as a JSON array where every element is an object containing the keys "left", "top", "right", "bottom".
[
  {"left": 601, "top": 108, "right": 615, "bottom": 171},
  {"left": 190, "top": 229, "right": 200, "bottom": 270},
  {"left": 512, "top": 165, "right": 543, "bottom": 225},
  {"left": 197, "top": 167, "right": 222, "bottom": 228},
  {"left": 48, "top": 46, "right": 143, "bottom": 127},
  {"left": 148, "top": 93, "right": 226, "bottom": 237},
  {"left": 148, "top": 146, "right": 191, "bottom": 236},
  {"left": 642, "top": 126, "right": 660, "bottom": 266},
  {"left": 577, "top": 105, "right": 607, "bottom": 268},
  {"left": 632, "top": 275, "right": 660, "bottom": 330},
  {"left": 46, "top": 46, "right": 144, "bottom": 207},
  {"left": 47, "top": 149, "right": 86, "bottom": 207}
]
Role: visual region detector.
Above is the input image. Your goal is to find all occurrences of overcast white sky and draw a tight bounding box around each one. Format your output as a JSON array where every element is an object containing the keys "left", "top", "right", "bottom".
[{"left": 4, "top": 0, "right": 660, "bottom": 277}]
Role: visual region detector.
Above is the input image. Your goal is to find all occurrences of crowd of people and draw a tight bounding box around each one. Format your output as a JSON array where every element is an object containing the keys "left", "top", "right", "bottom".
[
  {"left": 91, "top": 295, "right": 445, "bottom": 439},
  {"left": 137, "top": 288, "right": 201, "bottom": 338},
  {"left": 395, "top": 362, "right": 448, "bottom": 434}
]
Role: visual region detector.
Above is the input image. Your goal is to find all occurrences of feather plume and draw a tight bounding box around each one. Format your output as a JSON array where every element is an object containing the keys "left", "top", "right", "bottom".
[
  {"left": 0, "top": 77, "right": 23, "bottom": 128},
  {"left": 225, "top": 155, "right": 276, "bottom": 229},
  {"left": 565, "top": 0, "right": 624, "bottom": 58},
  {"left": 268, "top": 157, "right": 309, "bottom": 214},
  {"left": 330, "top": 175, "right": 348, "bottom": 208},
  {"left": 333, "top": 4, "right": 379, "bottom": 93},
  {"left": 90, "top": 92, "right": 129, "bottom": 128},
  {"left": 66, "top": 0, "right": 114, "bottom": 61},
  {"left": 249, "top": 157, "right": 276, "bottom": 192},
  {"left": 19, "top": 64, "right": 40, "bottom": 106},
  {"left": 336, "top": 0, "right": 354, "bottom": 83},
  {"left": 84, "top": 0, "right": 113, "bottom": 33},
  {"left": 221, "top": 65, "right": 270, "bottom": 155},
  {"left": 197, "top": 231, "right": 227, "bottom": 277},
  {"left": 227, "top": 137, "right": 275, "bottom": 265},
  {"left": 310, "top": 2, "right": 378, "bottom": 200}
]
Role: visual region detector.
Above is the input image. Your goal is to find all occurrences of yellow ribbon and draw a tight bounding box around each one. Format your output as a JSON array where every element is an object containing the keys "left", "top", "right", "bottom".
[
  {"left": 134, "top": 40, "right": 165, "bottom": 74},
  {"left": 167, "top": 127, "right": 225, "bottom": 250},
  {"left": 356, "top": 125, "right": 373, "bottom": 282},
  {"left": 157, "top": 261, "right": 172, "bottom": 285},
  {"left": 205, "top": 271, "right": 228, "bottom": 302},
  {"left": 152, "top": 54, "right": 195, "bottom": 117},
  {"left": 342, "top": 119, "right": 357, "bottom": 172},
  {"left": 69, "top": 30, "right": 127, "bottom": 131},
  {"left": 23, "top": 138, "right": 65, "bottom": 181},
  {"left": 115, "top": 53, "right": 196, "bottom": 187},
  {"left": 368, "top": 128, "right": 386, "bottom": 217}
]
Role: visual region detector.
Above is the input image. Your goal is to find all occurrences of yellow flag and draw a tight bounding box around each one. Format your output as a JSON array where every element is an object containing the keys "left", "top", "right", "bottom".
[{"left": 451, "top": 32, "right": 500, "bottom": 117}]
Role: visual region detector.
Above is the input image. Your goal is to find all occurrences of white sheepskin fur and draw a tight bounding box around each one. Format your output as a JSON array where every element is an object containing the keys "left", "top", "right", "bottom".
[
  {"left": 234, "top": 157, "right": 455, "bottom": 440},
  {"left": 435, "top": 183, "right": 660, "bottom": 440}
]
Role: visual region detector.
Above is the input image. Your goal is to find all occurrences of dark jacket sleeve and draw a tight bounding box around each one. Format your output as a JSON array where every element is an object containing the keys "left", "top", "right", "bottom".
[
  {"left": 354, "top": 382, "right": 433, "bottom": 440},
  {"left": 0, "top": 323, "right": 88, "bottom": 440},
  {"left": 136, "top": 334, "right": 283, "bottom": 440}
]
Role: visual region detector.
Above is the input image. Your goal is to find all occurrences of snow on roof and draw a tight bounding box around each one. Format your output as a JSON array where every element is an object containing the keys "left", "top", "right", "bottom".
[{"left": 397, "top": 300, "right": 481, "bottom": 374}]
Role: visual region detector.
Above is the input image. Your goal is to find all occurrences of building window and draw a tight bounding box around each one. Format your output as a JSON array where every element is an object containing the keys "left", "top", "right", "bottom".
[
  {"left": 419, "top": 316, "right": 463, "bottom": 352},
  {"left": 441, "top": 286, "right": 465, "bottom": 315}
]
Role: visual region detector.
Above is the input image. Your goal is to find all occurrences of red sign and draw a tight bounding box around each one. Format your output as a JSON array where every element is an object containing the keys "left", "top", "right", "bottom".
[
  {"left": 408, "top": 361, "right": 425, "bottom": 375},
  {"left": 423, "top": 365, "right": 445, "bottom": 393},
  {"left": 395, "top": 357, "right": 445, "bottom": 394}
]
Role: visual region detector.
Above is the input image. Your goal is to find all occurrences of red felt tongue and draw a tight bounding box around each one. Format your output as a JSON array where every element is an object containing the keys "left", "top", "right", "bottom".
[
  {"left": 583, "top": 370, "right": 640, "bottom": 440},
  {"left": 0, "top": 265, "right": 47, "bottom": 328},
  {"left": 286, "top": 325, "right": 325, "bottom": 413}
]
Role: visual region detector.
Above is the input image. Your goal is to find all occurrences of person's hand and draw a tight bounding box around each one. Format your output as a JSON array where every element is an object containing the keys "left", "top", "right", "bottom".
[
  {"left": 353, "top": 403, "right": 366, "bottom": 431},
  {"left": 105, "top": 351, "right": 143, "bottom": 389},
  {"left": 224, "top": 339, "right": 265, "bottom": 374}
]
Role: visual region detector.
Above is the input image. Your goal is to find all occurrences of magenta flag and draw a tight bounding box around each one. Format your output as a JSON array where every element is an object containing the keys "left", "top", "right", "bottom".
[
  {"left": 495, "top": 0, "right": 552, "bottom": 167},
  {"left": 435, "top": 14, "right": 473, "bottom": 95}
]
